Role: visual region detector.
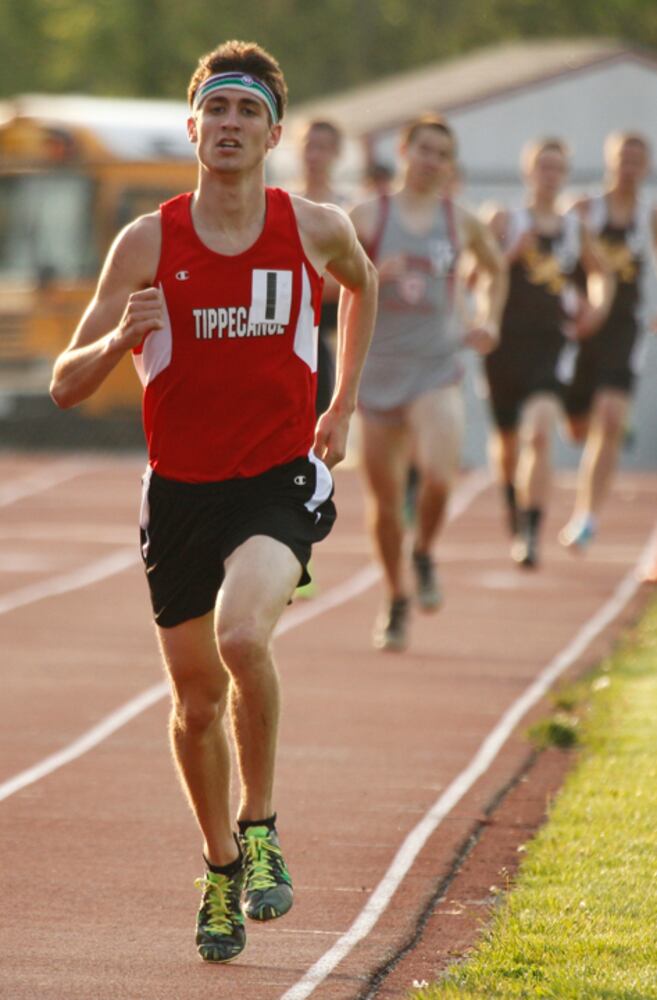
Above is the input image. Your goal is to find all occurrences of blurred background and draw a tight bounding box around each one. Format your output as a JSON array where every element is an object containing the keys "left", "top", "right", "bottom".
[{"left": 0, "top": 0, "right": 656, "bottom": 466}]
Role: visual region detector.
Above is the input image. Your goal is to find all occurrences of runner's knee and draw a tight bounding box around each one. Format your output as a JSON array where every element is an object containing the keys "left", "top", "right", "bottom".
[
  {"left": 418, "top": 470, "right": 450, "bottom": 496},
  {"left": 172, "top": 684, "right": 227, "bottom": 735},
  {"left": 521, "top": 422, "right": 551, "bottom": 453},
  {"left": 594, "top": 398, "right": 626, "bottom": 439},
  {"left": 218, "top": 620, "right": 270, "bottom": 676}
]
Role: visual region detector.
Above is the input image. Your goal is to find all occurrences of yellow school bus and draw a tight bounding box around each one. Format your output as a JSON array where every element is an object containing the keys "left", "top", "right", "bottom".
[{"left": 0, "top": 95, "right": 198, "bottom": 415}]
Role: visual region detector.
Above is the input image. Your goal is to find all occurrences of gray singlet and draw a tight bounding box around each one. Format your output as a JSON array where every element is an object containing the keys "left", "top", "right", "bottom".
[{"left": 358, "top": 197, "right": 464, "bottom": 412}]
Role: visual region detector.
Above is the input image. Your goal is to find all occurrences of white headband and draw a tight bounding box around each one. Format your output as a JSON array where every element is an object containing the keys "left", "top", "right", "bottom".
[{"left": 193, "top": 72, "right": 279, "bottom": 124}]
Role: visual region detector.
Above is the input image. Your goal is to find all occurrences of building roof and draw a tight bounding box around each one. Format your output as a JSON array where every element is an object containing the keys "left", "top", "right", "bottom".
[{"left": 286, "top": 38, "right": 655, "bottom": 140}]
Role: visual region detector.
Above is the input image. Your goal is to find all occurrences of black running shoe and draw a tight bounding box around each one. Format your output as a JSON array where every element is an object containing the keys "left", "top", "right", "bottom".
[
  {"left": 510, "top": 532, "right": 538, "bottom": 569},
  {"left": 373, "top": 597, "right": 410, "bottom": 651},
  {"left": 240, "top": 825, "right": 293, "bottom": 921},
  {"left": 195, "top": 865, "right": 245, "bottom": 963},
  {"left": 412, "top": 551, "right": 442, "bottom": 610}
]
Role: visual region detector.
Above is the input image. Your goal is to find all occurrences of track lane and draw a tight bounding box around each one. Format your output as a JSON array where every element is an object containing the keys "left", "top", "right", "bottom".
[{"left": 0, "top": 454, "right": 655, "bottom": 999}]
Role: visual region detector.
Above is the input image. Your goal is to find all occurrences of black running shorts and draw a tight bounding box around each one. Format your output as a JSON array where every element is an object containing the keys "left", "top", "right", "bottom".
[
  {"left": 564, "top": 326, "right": 637, "bottom": 418},
  {"left": 484, "top": 349, "right": 567, "bottom": 432},
  {"left": 139, "top": 455, "right": 336, "bottom": 628}
]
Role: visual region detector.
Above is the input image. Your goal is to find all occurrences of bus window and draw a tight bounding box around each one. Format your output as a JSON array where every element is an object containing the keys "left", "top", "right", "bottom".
[
  {"left": 0, "top": 172, "right": 97, "bottom": 283},
  {"left": 116, "top": 187, "right": 184, "bottom": 230}
]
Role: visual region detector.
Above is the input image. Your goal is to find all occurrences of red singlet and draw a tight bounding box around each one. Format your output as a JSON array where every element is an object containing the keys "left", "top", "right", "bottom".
[{"left": 133, "top": 188, "right": 324, "bottom": 482}]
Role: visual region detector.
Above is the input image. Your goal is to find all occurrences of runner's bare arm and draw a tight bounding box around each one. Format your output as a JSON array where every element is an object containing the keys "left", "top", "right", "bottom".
[
  {"left": 50, "top": 214, "right": 161, "bottom": 409},
  {"left": 296, "top": 200, "right": 378, "bottom": 467},
  {"left": 460, "top": 207, "right": 509, "bottom": 354},
  {"left": 576, "top": 222, "right": 616, "bottom": 338},
  {"left": 349, "top": 197, "right": 381, "bottom": 250}
]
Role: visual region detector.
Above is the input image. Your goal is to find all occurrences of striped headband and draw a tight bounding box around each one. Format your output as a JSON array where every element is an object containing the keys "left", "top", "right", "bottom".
[{"left": 192, "top": 72, "right": 279, "bottom": 124}]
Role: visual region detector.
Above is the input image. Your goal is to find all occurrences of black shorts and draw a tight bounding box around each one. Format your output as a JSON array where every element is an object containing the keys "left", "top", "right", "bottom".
[
  {"left": 139, "top": 455, "right": 336, "bottom": 628},
  {"left": 484, "top": 348, "right": 568, "bottom": 432},
  {"left": 564, "top": 331, "right": 637, "bottom": 418}
]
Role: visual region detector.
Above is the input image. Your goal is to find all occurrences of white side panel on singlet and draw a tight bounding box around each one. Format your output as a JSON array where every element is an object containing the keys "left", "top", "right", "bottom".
[
  {"left": 293, "top": 264, "right": 318, "bottom": 373},
  {"left": 559, "top": 210, "right": 582, "bottom": 271},
  {"left": 505, "top": 207, "right": 531, "bottom": 249},
  {"left": 132, "top": 286, "right": 173, "bottom": 388}
]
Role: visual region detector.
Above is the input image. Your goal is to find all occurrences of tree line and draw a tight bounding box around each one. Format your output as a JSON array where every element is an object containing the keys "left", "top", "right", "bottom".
[{"left": 1, "top": 0, "right": 656, "bottom": 107}]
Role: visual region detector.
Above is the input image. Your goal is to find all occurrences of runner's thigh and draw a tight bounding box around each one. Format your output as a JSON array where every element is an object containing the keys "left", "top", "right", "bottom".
[
  {"left": 408, "top": 385, "right": 464, "bottom": 484},
  {"left": 360, "top": 412, "right": 411, "bottom": 507},
  {"left": 218, "top": 535, "right": 303, "bottom": 641}
]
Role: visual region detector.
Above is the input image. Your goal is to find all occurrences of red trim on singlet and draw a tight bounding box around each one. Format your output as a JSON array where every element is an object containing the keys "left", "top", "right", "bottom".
[
  {"left": 441, "top": 196, "right": 460, "bottom": 306},
  {"left": 365, "top": 194, "right": 391, "bottom": 263}
]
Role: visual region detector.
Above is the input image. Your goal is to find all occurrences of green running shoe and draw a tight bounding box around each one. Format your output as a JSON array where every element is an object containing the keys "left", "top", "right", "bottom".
[
  {"left": 240, "top": 825, "right": 293, "bottom": 921},
  {"left": 195, "top": 866, "right": 245, "bottom": 963}
]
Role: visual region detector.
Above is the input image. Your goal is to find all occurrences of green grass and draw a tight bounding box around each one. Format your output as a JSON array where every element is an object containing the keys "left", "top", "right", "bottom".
[{"left": 411, "top": 597, "right": 657, "bottom": 1000}]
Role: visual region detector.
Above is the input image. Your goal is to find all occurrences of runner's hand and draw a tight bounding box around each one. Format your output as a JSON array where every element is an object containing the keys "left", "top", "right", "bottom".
[
  {"left": 113, "top": 287, "right": 165, "bottom": 350},
  {"left": 313, "top": 407, "right": 350, "bottom": 469},
  {"left": 573, "top": 299, "right": 603, "bottom": 340},
  {"left": 464, "top": 323, "right": 498, "bottom": 355}
]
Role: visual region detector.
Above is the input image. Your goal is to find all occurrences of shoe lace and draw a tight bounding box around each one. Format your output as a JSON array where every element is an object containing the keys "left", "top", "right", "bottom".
[
  {"left": 243, "top": 832, "right": 287, "bottom": 891},
  {"left": 195, "top": 874, "right": 238, "bottom": 936}
]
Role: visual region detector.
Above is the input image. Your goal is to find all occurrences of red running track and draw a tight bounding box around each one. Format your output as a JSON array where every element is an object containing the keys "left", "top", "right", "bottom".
[{"left": 0, "top": 451, "right": 655, "bottom": 1000}]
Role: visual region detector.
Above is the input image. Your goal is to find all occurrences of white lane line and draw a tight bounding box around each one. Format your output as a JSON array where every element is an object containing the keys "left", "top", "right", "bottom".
[
  {"left": 0, "top": 548, "right": 139, "bottom": 616},
  {"left": 278, "top": 526, "right": 657, "bottom": 1000},
  {"left": 0, "top": 460, "right": 92, "bottom": 507},
  {"left": 0, "top": 523, "right": 135, "bottom": 545},
  {"left": 0, "top": 683, "right": 168, "bottom": 803},
  {"left": 0, "top": 553, "right": 64, "bottom": 574},
  {"left": 0, "top": 469, "right": 490, "bottom": 805}
]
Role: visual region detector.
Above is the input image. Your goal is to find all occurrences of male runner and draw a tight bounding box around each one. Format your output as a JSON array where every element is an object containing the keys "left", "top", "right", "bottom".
[
  {"left": 351, "top": 115, "right": 507, "bottom": 651},
  {"left": 560, "top": 131, "right": 657, "bottom": 551},
  {"left": 50, "top": 40, "right": 377, "bottom": 963},
  {"left": 296, "top": 118, "right": 347, "bottom": 415},
  {"left": 483, "top": 138, "right": 610, "bottom": 567}
]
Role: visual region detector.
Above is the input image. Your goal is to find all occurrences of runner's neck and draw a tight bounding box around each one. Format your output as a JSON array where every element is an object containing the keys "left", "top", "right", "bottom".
[
  {"left": 192, "top": 173, "right": 268, "bottom": 254},
  {"left": 606, "top": 184, "right": 640, "bottom": 224}
]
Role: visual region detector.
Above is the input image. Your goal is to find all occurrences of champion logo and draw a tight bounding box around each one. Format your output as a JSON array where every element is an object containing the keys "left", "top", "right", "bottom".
[
  {"left": 175, "top": 270, "right": 190, "bottom": 281},
  {"left": 294, "top": 475, "right": 307, "bottom": 486},
  {"left": 241, "top": 74, "right": 254, "bottom": 84}
]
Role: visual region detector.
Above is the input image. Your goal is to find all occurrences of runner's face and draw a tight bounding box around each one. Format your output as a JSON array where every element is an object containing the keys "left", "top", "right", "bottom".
[
  {"left": 303, "top": 127, "right": 339, "bottom": 178},
  {"left": 610, "top": 140, "right": 648, "bottom": 188},
  {"left": 404, "top": 128, "right": 454, "bottom": 191},
  {"left": 528, "top": 149, "right": 567, "bottom": 200},
  {"left": 188, "top": 90, "right": 280, "bottom": 173}
]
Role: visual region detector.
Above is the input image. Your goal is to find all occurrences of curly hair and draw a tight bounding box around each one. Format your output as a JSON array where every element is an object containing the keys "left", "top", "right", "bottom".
[{"left": 187, "top": 40, "right": 288, "bottom": 122}]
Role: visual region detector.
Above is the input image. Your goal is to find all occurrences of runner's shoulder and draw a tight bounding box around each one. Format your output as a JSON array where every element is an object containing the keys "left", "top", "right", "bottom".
[
  {"left": 454, "top": 199, "right": 494, "bottom": 244},
  {"left": 349, "top": 194, "right": 391, "bottom": 244},
  {"left": 107, "top": 212, "right": 161, "bottom": 284},
  {"left": 291, "top": 193, "right": 354, "bottom": 254}
]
